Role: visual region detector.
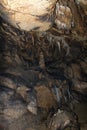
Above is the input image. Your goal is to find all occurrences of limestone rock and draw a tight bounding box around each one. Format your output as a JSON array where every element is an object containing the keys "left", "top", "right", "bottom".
[
  {"left": 48, "top": 109, "right": 75, "bottom": 130},
  {"left": 77, "top": 0, "right": 87, "bottom": 15},
  {"left": 55, "top": 3, "right": 72, "bottom": 30},
  {"left": 0, "top": 0, "right": 56, "bottom": 31},
  {"left": 72, "top": 79, "right": 87, "bottom": 95}
]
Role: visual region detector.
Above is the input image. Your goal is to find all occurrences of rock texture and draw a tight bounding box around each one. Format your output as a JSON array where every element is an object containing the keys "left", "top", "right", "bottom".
[
  {"left": 0, "top": 0, "right": 87, "bottom": 130},
  {"left": 0, "top": 0, "right": 56, "bottom": 31}
]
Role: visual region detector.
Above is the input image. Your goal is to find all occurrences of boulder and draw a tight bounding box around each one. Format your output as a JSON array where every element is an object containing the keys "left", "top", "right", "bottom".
[{"left": 0, "top": 0, "right": 56, "bottom": 31}]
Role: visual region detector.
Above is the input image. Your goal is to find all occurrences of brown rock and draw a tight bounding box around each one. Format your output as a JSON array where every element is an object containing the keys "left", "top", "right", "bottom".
[
  {"left": 35, "top": 85, "right": 57, "bottom": 111},
  {"left": 72, "top": 79, "right": 87, "bottom": 95},
  {"left": 70, "top": 64, "right": 82, "bottom": 80},
  {"left": 48, "top": 109, "right": 74, "bottom": 130},
  {"left": 55, "top": 3, "right": 72, "bottom": 30},
  {"left": 80, "top": 61, "right": 87, "bottom": 74}
]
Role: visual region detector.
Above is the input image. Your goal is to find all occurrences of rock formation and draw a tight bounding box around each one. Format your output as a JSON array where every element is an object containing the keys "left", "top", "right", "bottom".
[{"left": 0, "top": 0, "right": 87, "bottom": 130}]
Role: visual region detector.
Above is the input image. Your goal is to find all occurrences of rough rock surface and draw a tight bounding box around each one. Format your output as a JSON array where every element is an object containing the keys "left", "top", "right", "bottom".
[
  {"left": 0, "top": 0, "right": 87, "bottom": 130},
  {"left": 0, "top": 0, "right": 56, "bottom": 31}
]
